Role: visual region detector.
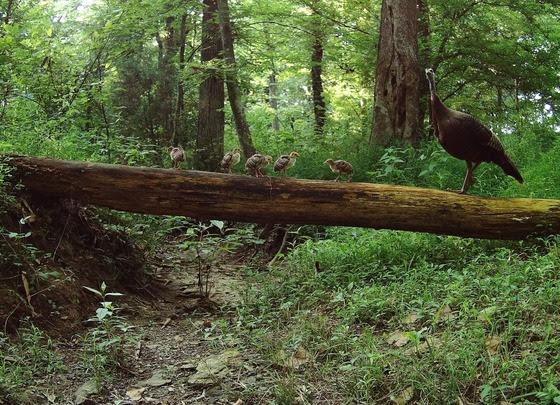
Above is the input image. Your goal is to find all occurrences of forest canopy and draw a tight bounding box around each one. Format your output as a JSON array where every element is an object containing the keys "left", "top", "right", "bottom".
[{"left": 0, "top": 0, "right": 558, "bottom": 196}]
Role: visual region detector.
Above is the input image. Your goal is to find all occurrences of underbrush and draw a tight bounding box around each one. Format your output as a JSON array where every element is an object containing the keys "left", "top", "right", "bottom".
[
  {"left": 238, "top": 229, "right": 560, "bottom": 404},
  {"left": 0, "top": 323, "right": 64, "bottom": 403}
]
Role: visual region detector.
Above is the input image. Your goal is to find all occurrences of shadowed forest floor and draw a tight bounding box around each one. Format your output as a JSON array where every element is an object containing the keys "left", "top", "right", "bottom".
[{"left": 31, "top": 242, "right": 273, "bottom": 405}]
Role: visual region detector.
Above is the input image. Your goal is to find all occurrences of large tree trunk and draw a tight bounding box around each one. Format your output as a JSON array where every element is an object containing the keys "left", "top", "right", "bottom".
[
  {"left": 172, "top": 14, "right": 188, "bottom": 147},
  {"left": 372, "top": 0, "right": 421, "bottom": 146},
  {"left": 417, "top": 0, "right": 431, "bottom": 135},
  {"left": 194, "top": 0, "right": 224, "bottom": 171},
  {"left": 310, "top": 29, "right": 326, "bottom": 136},
  {"left": 7, "top": 155, "right": 560, "bottom": 240},
  {"left": 217, "top": 0, "right": 256, "bottom": 158}
]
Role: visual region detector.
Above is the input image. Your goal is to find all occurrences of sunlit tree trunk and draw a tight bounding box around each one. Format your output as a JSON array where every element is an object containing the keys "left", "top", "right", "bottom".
[
  {"left": 195, "top": 0, "right": 224, "bottom": 171},
  {"left": 217, "top": 0, "right": 256, "bottom": 158},
  {"left": 156, "top": 16, "right": 178, "bottom": 145},
  {"left": 310, "top": 28, "right": 326, "bottom": 136},
  {"left": 268, "top": 72, "right": 280, "bottom": 132},
  {"left": 372, "top": 0, "right": 421, "bottom": 146}
]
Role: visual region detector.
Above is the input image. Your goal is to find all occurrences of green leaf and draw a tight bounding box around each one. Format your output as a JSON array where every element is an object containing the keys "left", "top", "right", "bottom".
[
  {"left": 83, "top": 286, "right": 103, "bottom": 297},
  {"left": 96, "top": 307, "right": 110, "bottom": 320},
  {"left": 210, "top": 220, "right": 225, "bottom": 231}
]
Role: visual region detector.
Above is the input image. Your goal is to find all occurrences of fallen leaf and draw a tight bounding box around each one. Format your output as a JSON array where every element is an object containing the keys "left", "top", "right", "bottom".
[
  {"left": 478, "top": 306, "right": 497, "bottom": 323},
  {"left": 392, "top": 386, "right": 414, "bottom": 405},
  {"left": 485, "top": 335, "right": 501, "bottom": 354},
  {"left": 161, "top": 317, "right": 172, "bottom": 329},
  {"left": 232, "top": 400, "right": 243, "bottom": 405},
  {"left": 402, "top": 313, "right": 420, "bottom": 325},
  {"left": 137, "top": 370, "right": 172, "bottom": 387},
  {"left": 284, "top": 346, "right": 310, "bottom": 369},
  {"left": 126, "top": 387, "right": 146, "bottom": 401},
  {"left": 387, "top": 331, "right": 410, "bottom": 347},
  {"left": 435, "top": 305, "right": 453, "bottom": 322},
  {"left": 74, "top": 379, "right": 99, "bottom": 405},
  {"left": 43, "top": 391, "right": 56, "bottom": 403},
  {"left": 188, "top": 350, "right": 241, "bottom": 386},
  {"left": 180, "top": 362, "right": 197, "bottom": 370}
]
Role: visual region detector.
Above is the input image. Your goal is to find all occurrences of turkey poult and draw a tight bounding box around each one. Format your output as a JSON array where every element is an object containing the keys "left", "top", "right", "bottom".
[
  {"left": 168, "top": 146, "right": 185, "bottom": 169},
  {"left": 324, "top": 159, "right": 353, "bottom": 182},
  {"left": 425, "top": 68, "right": 523, "bottom": 194},
  {"left": 273, "top": 151, "right": 300, "bottom": 176},
  {"left": 220, "top": 148, "right": 241, "bottom": 173},
  {"left": 245, "top": 154, "right": 273, "bottom": 177}
]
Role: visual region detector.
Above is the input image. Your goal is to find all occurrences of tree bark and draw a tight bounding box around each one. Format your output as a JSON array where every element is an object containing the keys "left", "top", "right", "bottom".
[
  {"left": 172, "top": 14, "right": 188, "bottom": 147},
  {"left": 417, "top": 0, "right": 431, "bottom": 136},
  {"left": 372, "top": 0, "right": 421, "bottom": 146},
  {"left": 156, "top": 16, "right": 178, "bottom": 145},
  {"left": 311, "top": 29, "right": 326, "bottom": 136},
  {"left": 7, "top": 155, "right": 560, "bottom": 241},
  {"left": 217, "top": 0, "right": 256, "bottom": 158},
  {"left": 268, "top": 72, "right": 280, "bottom": 132},
  {"left": 195, "top": 0, "right": 224, "bottom": 171}
]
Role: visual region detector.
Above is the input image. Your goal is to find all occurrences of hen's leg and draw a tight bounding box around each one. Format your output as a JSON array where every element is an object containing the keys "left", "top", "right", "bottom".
[{"left": 459, "top": 161, "right": 474, "bottom": 194}]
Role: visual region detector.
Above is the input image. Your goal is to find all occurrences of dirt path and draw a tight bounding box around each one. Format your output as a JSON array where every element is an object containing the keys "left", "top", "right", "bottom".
[{"left": 39, "top": 242, "right": 269, "bottom": 405}]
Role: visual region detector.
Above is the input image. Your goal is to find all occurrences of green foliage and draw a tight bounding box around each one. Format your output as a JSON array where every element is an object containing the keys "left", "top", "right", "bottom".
[
  {"left": 0, "top": 0, "right": 559, "bottom": 402},
  {"left": 82, "top": 282, "right": 131, "bottom": 388},
  {"left": 0, "top": 323, "right": 64, "bottom": 401},
  {"left": 502, "top": 134, "right": 560, "bottom": 199},
  {"left": 238, "top": 229, "right": 560, "bottom": 403}
]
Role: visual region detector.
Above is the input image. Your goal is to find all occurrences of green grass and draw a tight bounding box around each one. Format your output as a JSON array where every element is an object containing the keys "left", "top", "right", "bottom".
[
  {"left": 237, "top": 229, "right": 560, "bottom": 404},
  {"left": 0, "top": 324, "right": 64, "bottom": 402}
]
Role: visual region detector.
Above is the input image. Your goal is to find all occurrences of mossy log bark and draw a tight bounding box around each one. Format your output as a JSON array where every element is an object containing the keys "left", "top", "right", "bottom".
[{"left": 7, "top": 156, "right": 560, "bottom": 240}]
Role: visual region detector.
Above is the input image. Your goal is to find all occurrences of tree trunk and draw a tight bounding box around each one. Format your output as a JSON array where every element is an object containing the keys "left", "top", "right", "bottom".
[
  {"left": 3, "top": 0, "right": 15, "bottom": 25},
  {"left": 156, "top": 16, "right": 179, "bottom": 145},
  {"left": 7, "top": 155, "right": 560, "bottom": 240},
  {"left": 372, "top": 0, "right": 421, "bottom": 146},
  {"left": 172, "top": 14, "right": 188, "bottom": 147},
  {"left": 311, "top": 30, "right": 326, "bottom": 136},
  {"left": 217, "top": 0, "right": 256, "bottom": 158},
  {"left": 417, "top": 0, "right": 431, "bottom": 136},
  {"left": 194, "top": 0, "right": 224, "bottom": 171},
  {"left": 268, "top": 72, "right": 280, "bottom": 132}
]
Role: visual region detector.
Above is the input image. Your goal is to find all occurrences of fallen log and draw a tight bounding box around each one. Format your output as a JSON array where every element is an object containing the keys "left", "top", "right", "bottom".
[{"left": 5, "top": 155, "right": 560, "bottom": 240}]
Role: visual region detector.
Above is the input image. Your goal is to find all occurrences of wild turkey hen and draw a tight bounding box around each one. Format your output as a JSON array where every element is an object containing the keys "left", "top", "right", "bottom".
[
  {"left": 168, "top": 146, "right": 185, "bottom": 169},
  {"left": 324, "top": 159, "right": 353, "bottom": 182},
  {"left": 425, "top": 68, "right": 523, "bottom": 194},
  {"left": 273, "top": 151, "right": 300, "bottom": 176},
  {"left": 220, "top": 148, "right": 241, "bottom": 173},
  {"left": 245, "top": 154, "right": 273, "bottom": 177}
]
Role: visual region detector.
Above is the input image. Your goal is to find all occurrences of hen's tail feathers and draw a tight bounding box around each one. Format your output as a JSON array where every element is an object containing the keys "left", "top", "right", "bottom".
[{"left": 498, "top": 154, "right": 523, "bottom": 184}]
